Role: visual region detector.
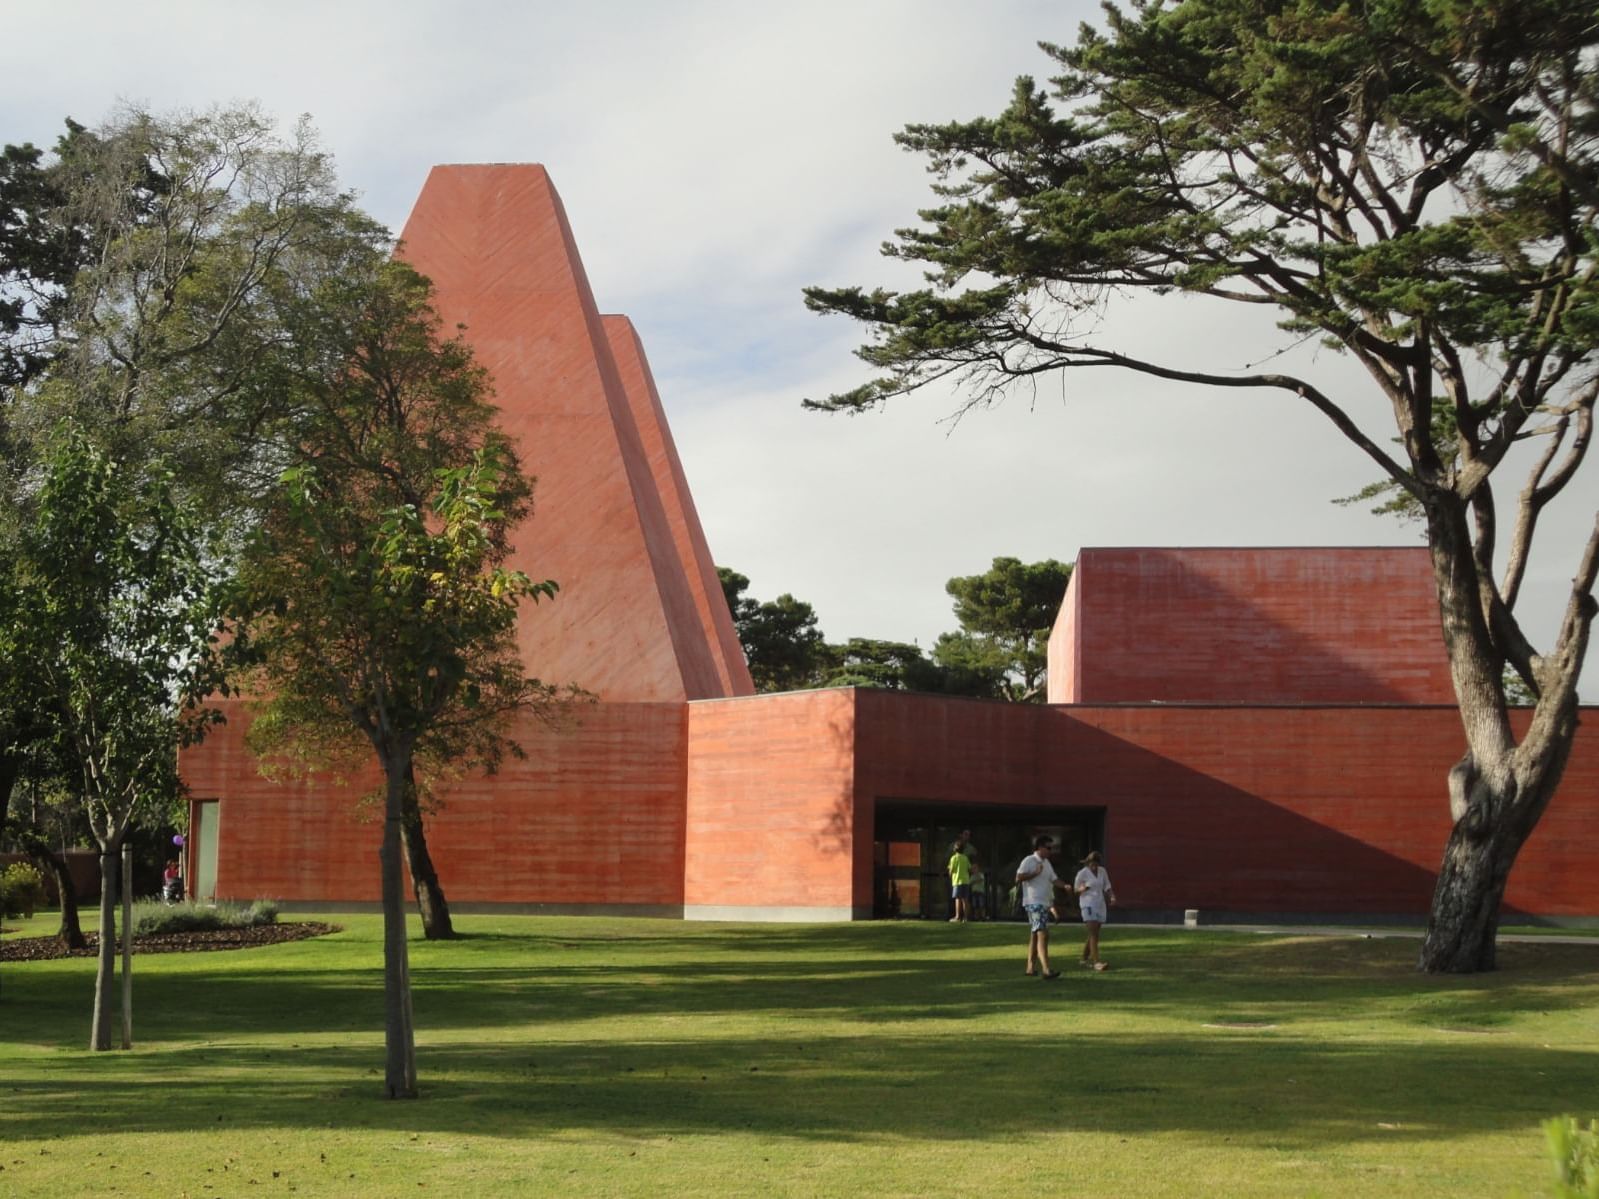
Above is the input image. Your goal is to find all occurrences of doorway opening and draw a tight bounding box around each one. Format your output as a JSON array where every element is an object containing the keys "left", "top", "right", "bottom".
[
  {"left": 188, "top": 799, "right": 220, "bottom": 902},
  {"left": 871, "top": 799, "right": 1105, "bottom": 920}
]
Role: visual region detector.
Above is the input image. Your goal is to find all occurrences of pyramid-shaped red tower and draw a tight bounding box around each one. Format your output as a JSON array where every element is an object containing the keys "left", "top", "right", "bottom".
[{"left": 397, "top": 164, "right": 751, "bottom": 701}]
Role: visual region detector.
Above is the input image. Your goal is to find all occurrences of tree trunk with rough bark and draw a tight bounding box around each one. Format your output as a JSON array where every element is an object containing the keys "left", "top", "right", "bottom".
[
  {"left": 399, "top": 764, "right": 454, "bottom": 940},
  {"left": 1415, "top": 503, "right": 1588, "bottom": 973},
  {"left": 380, "top": 755, "right": 418, "bottom": 1098}
]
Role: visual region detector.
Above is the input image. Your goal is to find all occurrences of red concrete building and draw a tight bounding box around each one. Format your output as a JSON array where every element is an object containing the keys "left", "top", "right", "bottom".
[{"left": 179, "top": 166, "right": 1599, "bottom": 926}]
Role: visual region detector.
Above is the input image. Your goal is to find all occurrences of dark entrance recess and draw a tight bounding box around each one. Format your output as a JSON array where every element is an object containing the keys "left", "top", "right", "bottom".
[{"left": 872, "top": 799, "right": 1106, "bottom": 920}]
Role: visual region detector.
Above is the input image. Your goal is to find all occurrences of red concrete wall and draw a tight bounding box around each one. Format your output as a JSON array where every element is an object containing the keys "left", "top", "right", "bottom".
[
  {"left": 1048, "top": 548, "right": 1455, "bottom": 705},
  {"left": 1044, "top": 706, "right": 1450, "bottom": 916},
  {"left": 603, "top": 315, "right": 753, "bottom": 698},
  {"left": 845, "top": 691, "right": 1599, "bottom": 920},
  {"left": 180, "top": 699, "right": 688, "bottom": 908},
  {"left": 684, "top": 690, "right": 857, "bottom": 916},
  {"left": 1049, "top": 705, "right": 1599, "bottom": 918},
  {"left": 179, "top": 687, "right": 1599, "bottom": 920},
  {"left": 397, "top": 165, "right": 732, "bottom": 702}
]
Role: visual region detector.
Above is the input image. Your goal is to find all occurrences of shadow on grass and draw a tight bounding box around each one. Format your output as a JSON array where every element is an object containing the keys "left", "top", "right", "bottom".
[
  {"left": 7, "top": 928, "right": 1596, "bottom": 1039},
  {"left": 3, "top": 923, "right": 1596, "bottom": 1152},
  {"left": 1, "top": 1030, "right": 1592, "bottom": 1152}
]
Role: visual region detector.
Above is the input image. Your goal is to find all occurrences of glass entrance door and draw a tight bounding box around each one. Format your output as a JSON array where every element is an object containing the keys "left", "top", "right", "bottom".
[{"left": 872, "top": 801, "right": 1104, "bottom": 920}]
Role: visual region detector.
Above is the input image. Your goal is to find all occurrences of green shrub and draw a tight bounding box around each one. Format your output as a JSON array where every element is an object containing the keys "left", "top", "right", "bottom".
[
  {"left": 132, "top": 898, "right": 282, "bottom": 936},
  {"left": 0, "top": 862, "right": 48, "bottom": 918},
  {"left": 1547, "top": 1116, "right": 1599, "bottom": 1198}
]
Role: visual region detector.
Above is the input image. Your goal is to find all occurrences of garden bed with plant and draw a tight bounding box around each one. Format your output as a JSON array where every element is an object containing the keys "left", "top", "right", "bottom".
[{"left": 0, "top": 898, "right": 336, "bottom": 961}]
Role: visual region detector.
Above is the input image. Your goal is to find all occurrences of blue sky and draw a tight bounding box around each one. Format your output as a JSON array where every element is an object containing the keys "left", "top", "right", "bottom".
[{"left": 7, "top": 0, "right": 1595, "bottom": 681}]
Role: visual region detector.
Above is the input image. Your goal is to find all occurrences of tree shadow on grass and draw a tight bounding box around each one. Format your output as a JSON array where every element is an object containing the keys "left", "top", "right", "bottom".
[
  {"left": 0, "top": 1030, "right": 1592, "bottom": 1153},
  {"left": 6, "top": 930, "right": 1594, "bottom": 1044},
  {"left": 4, "top": 924, "right": 1596, "bottom": 1157}
]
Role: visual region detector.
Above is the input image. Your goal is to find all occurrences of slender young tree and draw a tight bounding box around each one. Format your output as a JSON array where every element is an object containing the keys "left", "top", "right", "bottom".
[
  {"left": 0, "top": 105, "right": 408, "bottom": 1031},
  {"left": 805, "top": 0, "right": 1598, "bottom": 971},
  {"left": 15, "top": 426, "right": 224, "bottom": 1048},
  {"left": 236, "top": 444, "right": 568, "bottom": 1098},
  {"left": 242, "top": 258, "right": 577, "bottom": 940}
]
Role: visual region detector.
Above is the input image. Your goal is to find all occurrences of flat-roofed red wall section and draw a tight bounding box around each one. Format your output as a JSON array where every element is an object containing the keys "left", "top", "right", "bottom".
[
  {"left": 684, "top": 690, "right": 857, "bottom": 913},
  {"left": 180, "top": 699, "right": 688, "bottom": 906},
  {"left": 847, "top": 692, "right": 1599, "bottom": 919},
  {"left": 1051, "top": 706, "right": 1599, "bottom": 917},
  {"left": 1050, "top": 548, "right": 1455, "bottom": 704}
]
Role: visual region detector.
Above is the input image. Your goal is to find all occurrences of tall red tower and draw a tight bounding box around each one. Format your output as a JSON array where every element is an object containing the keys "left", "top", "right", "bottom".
[{"left": 397, "top": 164, "right": 751, "bottom": 701}]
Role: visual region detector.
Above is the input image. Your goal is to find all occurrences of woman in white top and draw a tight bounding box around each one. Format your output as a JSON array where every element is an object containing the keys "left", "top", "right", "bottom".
[{"left": 1074, "top": 850, "right": 1116, "bottom": 971}]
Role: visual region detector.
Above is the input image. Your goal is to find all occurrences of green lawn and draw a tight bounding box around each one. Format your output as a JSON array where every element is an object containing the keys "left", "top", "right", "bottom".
[{"left": 1, "top": 914, "right": 1595, "bottom": 1198}]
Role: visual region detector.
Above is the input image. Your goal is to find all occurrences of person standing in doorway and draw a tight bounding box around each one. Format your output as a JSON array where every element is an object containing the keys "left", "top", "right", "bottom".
[
  {"left": 1075, "top": 850, "right": 1116, "bottom": 971},
  {"left": 947, "top": 840, "right": 972, "bottom": 923},
  {"left": 1016, "top": 835, "right": 1064, "bottom": 979}
]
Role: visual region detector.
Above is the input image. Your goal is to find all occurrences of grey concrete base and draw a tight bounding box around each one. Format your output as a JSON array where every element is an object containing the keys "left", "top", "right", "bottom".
[{"left": 683, "top": 904, "right": 864, "bottom": 923}]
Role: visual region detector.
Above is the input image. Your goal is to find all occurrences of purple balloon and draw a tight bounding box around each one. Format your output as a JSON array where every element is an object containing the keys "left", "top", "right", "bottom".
[{"left": 172, "top": 834, "right": 186, "bottom": 846}]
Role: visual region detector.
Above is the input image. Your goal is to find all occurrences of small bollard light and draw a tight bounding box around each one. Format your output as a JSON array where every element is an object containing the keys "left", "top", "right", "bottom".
[{"left": 1184, "top": 909, "right": 1200, "bottom": 928}]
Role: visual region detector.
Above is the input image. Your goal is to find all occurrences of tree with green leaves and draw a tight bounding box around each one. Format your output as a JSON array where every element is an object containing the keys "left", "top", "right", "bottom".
[
  {"left": 1, "top": 105, "right": 365, "bottom": 1035},
  {"left": 13, "top": 425, "right": 225, "bottom": 1047},
  {"left": 717, "top": 567, "right": 833, "bottom": 691},
  {"left": 806, "top": 0, "right": 1598, "bottom": 972},
  {"left": 234, "top": 318, "right": 574, "bottom": 1095},
  {"left": 823, "top": 638, "right": 950, "bottom": 692},
  {"left": 933, "top": 557, "right": 1073, "bottom": 702},
  {"left": 245, "top": 257, "right": 585, "bottom": 943}
]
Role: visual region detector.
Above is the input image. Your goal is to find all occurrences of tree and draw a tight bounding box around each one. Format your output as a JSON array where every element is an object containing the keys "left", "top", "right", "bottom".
[
  {"left": 0, "top": 723, "right": 92, "bottom": 950},
  {"left": 1, "top": 104, "right": 395, "bottom": 1032},
  {"left": 717, "top": 567, "right": 832, "bottom": 691},
  {"left": 805, "top": 0, "right": 1599, "bottom": 972},
  {"left": 0, "top": 121, "right": 97, "bottom": 398},
  {"left": 242, "top": 256, "right": 553, "bottom": 942},
  {"left": 822, "top": 638, "right": 950, "bottom": 691},
  {"left": 14, "top": 425, "right": 224, "bottom": 1047},
  {"left": 235, "top": 405, "right": 572, "bottom": 1098},
  {"left": 933, "top": 557, "right": 1073, "bottom": 702}
]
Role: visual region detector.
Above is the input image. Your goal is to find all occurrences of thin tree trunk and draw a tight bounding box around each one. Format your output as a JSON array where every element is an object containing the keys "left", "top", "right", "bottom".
[
  {"left": 120, "top": 843, "right": 133, "bottom": 1049},
  {"left": 380, "top": 757, "right": 418, "bottom": 1098},
  {"left": 89, "top": 843, "right": 119, "bottom": 1050},
  {"left": 400, "top": 763, "right": 455, "bottom": 940}
]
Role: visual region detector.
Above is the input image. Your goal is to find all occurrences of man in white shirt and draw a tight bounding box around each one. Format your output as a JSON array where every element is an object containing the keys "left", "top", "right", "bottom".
[{"left": 1015, "top": 835, "right": 1065, "bottom": 979}]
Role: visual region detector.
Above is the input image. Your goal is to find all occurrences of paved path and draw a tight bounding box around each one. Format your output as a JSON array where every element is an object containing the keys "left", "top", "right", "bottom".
[{"left": 1129, "top": 922, "right": 1599, "bottom": 946}]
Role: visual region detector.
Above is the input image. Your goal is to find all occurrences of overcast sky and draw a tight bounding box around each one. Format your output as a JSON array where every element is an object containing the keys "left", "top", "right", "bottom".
[{"left": 7, "top": 1, "right": 1595, "bottom": 681}]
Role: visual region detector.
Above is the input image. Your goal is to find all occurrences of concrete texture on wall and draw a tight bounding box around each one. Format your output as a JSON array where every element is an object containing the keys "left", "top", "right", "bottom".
[
  {"left": 397, "top": 164, "right": 750, "bottom": 703},
  {"left": 845, "top": 690, "right": 1598, "bottom": 920},
  {"left": 684, "top": 690, "right": 858, "bottom": 919},
  {"left": 180, "top": 699, "right": 689, "bottom": 908},
  {"left": 1049, "top": 547, "right": 1455, "bottom": 705}
]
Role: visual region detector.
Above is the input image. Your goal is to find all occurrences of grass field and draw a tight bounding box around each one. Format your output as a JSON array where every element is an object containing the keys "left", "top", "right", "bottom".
[{"left": 1, "top": 913, "right": 1595, "bottom": 1197}]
